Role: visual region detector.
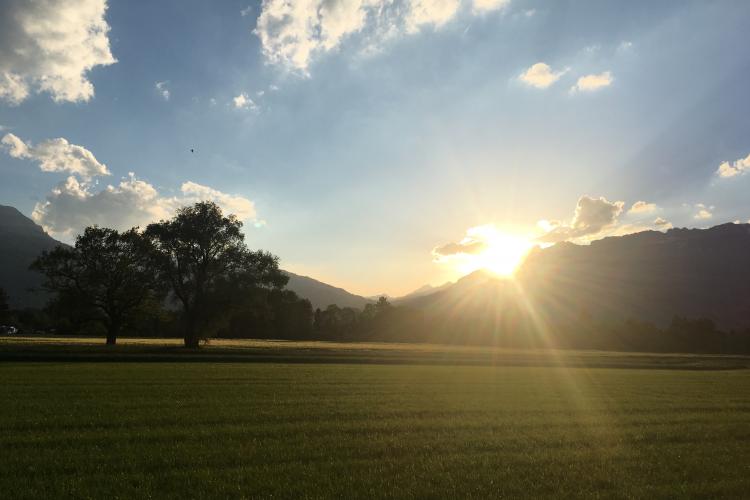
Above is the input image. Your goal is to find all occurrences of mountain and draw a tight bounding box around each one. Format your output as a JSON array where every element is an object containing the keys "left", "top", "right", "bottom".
[
  {"left": 367, "top": 293, "right": 394, "bottom": 301},
  {"left": 393, "top": 281, "right": 453, "bottom": 303},
  {"left": 0, "top": 205, "right": 64, "bottom": 308},
  {"left": 518, "top": 223, "right": 750, "bottom": 330},
  {"left": 283, "top": 271, "right": 371, "bottom": 310},
  {"left": 407, "top": 224, "right": 750, "bottom": 331},
  {"left": 0, "top": 205, "right": 370, "bottom": 311}
]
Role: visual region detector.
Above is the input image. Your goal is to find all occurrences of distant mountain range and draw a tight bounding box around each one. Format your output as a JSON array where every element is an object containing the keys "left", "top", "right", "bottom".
[
  {"left": 284, "top": 271, "right": 371, "bottom": 310},
  {"left": 0, "top": 205, "right": 372, "bottom": 310},
  {"left": 3, "top": 204, "right": 750, "bottom": 330},
  {"left": 402, "top": 223, "right": 750, "bottom": 331}
]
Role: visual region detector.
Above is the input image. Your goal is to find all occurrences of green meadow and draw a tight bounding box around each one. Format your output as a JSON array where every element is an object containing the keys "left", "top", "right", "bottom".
[{"left": 1, "top": 340, "right": 749, "bottom": 499}]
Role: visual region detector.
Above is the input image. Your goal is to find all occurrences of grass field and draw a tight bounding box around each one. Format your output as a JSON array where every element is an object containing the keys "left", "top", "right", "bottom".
[{"left": 1, "top": 340, "right": 750, "bottom": 498}]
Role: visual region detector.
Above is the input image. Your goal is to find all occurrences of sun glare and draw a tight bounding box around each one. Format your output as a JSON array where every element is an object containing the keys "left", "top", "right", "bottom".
[{"left": 455, "top": 226, "right": 534, "bottom": 278}]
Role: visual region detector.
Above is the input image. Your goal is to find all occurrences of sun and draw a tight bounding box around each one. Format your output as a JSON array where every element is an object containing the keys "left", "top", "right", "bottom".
[{"left": 455, "top": 226, "right": 534, "bottom": 278}]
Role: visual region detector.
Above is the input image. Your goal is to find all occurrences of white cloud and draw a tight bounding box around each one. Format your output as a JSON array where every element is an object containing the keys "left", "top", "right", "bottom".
[
  {"left": 518, "top": 62, "right": 568, "bottom": 89},
  {"left": 0, "top": 0, "right": 116, "bottom": 104},
  {"left": 255, "top": 0, "right": 505, "bottom": 72},
  {"left": 32, "top": 174, "right": 259, "bottom": 241},
  {"left": 653, "top": 217, "right": 672, "bottom": 229},
  {"left": 233, "top": 92, "right": 258, "bottom": 111},
  {"left": 155, "top": 81, "right": 170, "bottom": 101},
  {"left": 3, "top": 133, "right": 259, "bottom": 240},
  {"left": 405, "top": 0, "right": 460, "bottom": 33},
  {"left": 628, "top": 200, "right": 657, "bottom": 215},
  {"left": 240, "top": 5, "right": 253, "bottom": 16},
  {"left": 179, "top": 182, "right": 256, "bottom": 221},
  {"left": 538, "top": 195, "right": 625, "bottom": 243},
  {"left": 693, "top": 203, "right": 713, "bottom": 220},
  {"left": 472, "top": 0, "right": 510, "bottom": 14},
  {"left": 716, "top": 153, "right": 750, "bottom": 178},
  {"left": 570, "top": 71, "right": 613, "bottom": 93},
  {"left": 32, "top": 174, "right": 168, "bottom": 240},
  {"left": 1, "top": 133, "right": 110, "bottom": 180}
]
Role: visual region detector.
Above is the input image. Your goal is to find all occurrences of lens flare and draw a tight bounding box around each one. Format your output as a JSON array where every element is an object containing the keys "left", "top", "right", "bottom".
[{"left": 454, "top": 226, "right": 534, "bottom": 277}]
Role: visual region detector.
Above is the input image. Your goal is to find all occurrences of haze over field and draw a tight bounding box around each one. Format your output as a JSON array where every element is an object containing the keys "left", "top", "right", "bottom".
[{"left": 2, "top": 0, "right": 750, "bottom": 297}]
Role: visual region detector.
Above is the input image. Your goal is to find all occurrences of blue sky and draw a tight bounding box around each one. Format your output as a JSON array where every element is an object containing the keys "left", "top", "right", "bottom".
[{"left": 1, "top": 0, "right": 750, "bottom": 295}]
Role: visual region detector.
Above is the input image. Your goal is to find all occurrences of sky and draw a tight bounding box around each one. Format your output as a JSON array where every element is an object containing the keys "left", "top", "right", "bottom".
[{"left": 1, "top": 0, "right": 750, "bottom": 297}]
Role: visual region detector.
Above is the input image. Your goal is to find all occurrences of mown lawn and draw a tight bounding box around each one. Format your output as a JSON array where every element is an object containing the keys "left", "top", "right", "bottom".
[{"left": 1, "top": 361, "right": 749, "bottom": 498}]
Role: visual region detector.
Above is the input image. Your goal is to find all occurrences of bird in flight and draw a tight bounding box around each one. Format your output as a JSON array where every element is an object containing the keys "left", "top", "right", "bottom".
[{"left": 190, "top": 148, "right": 194, "bottom": 153}]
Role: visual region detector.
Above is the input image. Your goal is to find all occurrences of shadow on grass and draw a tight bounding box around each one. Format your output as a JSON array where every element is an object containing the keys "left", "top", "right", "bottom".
[{"left": 1, "top": 337, "right": 749, "bottom": 370}]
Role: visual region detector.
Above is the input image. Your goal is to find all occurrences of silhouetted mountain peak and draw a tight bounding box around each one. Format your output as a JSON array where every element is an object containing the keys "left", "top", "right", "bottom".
[
  {"left": 0, "top": 205, "right": 66, "bottom": 307},
  {"left": 283, "top": 271, "right": 371, "bottom": 310},
  {"left": 0, "top": 205, "right": 48, "bottom": 236}
]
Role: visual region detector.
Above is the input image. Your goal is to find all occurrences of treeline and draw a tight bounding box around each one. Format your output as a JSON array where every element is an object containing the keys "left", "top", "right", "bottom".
[
  {"left": 308, "top": 303, "right": 750, "bottom": 354},
  {"left": 14, "top": 201, "right": 313, "bottom": 347},
  {"left": 3, "top": 200, "right": 749, "bottom": 354}
]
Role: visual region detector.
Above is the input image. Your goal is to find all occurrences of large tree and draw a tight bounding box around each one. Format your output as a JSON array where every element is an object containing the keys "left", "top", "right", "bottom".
[
  {"left": 0, "top": 287, "right": 10, "bottom": 324},
  {"left": 31, "top": 227, "right": 158, "bottom": 345},
  {"left": 143, "top": 201, "right": 287, "bottom": 347}
]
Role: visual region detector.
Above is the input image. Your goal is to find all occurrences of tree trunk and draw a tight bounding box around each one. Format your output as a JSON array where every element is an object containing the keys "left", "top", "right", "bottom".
[
  {"left": 106, "top": 321, "right": 120, "bottom": 345},
  {"left": 184, "top": 317, "right": 200, "bottom": 348},
  {"left": 184, "top": 334, "right": 200, "bottom": 348}
]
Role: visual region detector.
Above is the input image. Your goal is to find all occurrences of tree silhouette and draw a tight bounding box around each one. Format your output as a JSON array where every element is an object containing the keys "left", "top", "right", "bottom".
[
  {"left": 30, "top": 227, "right": 157, "bottom": 345},
  {"left": 144, "top": 201, "right": 287, "bottom": 347},
  {"left": 0, "top": 288, "right": 10, "bottom": 324}
]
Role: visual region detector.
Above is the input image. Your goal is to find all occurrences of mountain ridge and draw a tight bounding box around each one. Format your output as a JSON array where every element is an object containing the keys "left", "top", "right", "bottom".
[
  {"left": 0, "top": 205, "right": 64, "bottom": 308},
  {"left": 0, "top": 205, "right": 372, "bottom": 310},
  {"left": 405, "top": 223, "right": 750, "bottom": 330}
]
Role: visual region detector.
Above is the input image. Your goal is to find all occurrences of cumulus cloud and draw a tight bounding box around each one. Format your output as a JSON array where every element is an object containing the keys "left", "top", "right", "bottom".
[
  {"left": 1, "top": 133, "right": 110, "bottom": 180},
  {"left": 518, "top": 63, "right": 568, "bottom": 89},
  {"left": 155, "top": 81, "right": 170, "bottom": 101},
  {"left": 255, "top": 0, "right": 508, "bottom": 72},
  {"left": 716, "top": 153, "right": 750, "bottom": 178},
  {"left": 32, "top": 174, "right": 259, "bottom": 241},
  {"left": 0, "top": 0, "right": 116, "bottom": 104},
  {"left": 472, "top": 0, "right": 510, "bottom": 14},
  {"left": 405, "top": 0, "right": 460, "bottom": 33},
  {"left": 233, "top": 92, "right": 258, "bottom": 111},
  {"left": 2, "top": 133, "right": 259, "bottom": 240},
  {"left": 32, "top": 174, "right": 169, "bottom": 240},
  {"left": 538, "top": 196, "right": 625, "bottom": 243},
  {"left": 653, "top": 217, "right": 672, "bottom": 229},
  {"left": 628, "top": 200, "right": 657, "bottom": 214},
  {"left": 179, "top": 182, "right": 256, "bottom": 220},
  {"left": 570, "top": 71, "right": 613, "bottom": 93},
  {"left": 693, "top": 203, "right": 713, "bottom": 220}
]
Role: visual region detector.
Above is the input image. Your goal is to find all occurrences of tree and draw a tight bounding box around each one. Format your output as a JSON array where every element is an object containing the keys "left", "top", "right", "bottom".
[
  {"left": 0, "top": 288, "right": 10, "bottom": 324},
  {"left": 30, "top": 227, "right": 158, "bottom": 345},
  {"left": 143, "top": 201, "right": 287, "bottom": 347}
]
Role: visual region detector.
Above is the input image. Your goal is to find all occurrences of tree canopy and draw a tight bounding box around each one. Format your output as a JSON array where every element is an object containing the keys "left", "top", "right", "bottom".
[
  {"left": 0, "top": 287, "right": 10, "bottom": 324},
  {"left": 30, "top": 227, "right": 159, "bottom": 344},
  {"left": 143, "top": 201, "right": 288, "bottom": 347}
]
